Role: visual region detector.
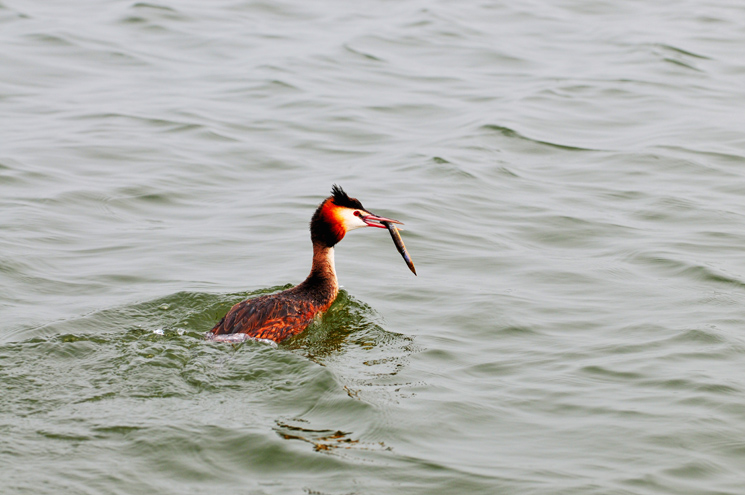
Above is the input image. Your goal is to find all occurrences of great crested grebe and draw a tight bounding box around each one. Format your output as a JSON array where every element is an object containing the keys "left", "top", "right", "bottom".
[{"left": 206, "top": 185, "right": 415, "bottom": 343}]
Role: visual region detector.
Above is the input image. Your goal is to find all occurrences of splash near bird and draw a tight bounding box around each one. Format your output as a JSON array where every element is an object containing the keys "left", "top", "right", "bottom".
[{"left": 206, "top": 185, "right": 416, "bottom": 343}]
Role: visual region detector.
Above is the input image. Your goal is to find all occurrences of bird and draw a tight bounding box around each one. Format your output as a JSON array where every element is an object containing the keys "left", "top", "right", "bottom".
[{"left": 206, "top": 185, "right": 415, "bottom": 343}]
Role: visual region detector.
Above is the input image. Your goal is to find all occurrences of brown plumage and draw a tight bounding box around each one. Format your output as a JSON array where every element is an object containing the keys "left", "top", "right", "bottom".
[{"left": 206, "top": 185, "right": 411, "bottom": 343}]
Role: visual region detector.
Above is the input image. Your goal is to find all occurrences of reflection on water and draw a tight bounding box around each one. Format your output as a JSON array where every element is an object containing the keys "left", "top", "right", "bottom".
[{"left": 274, "top": 420, "right": 391, "bottom": 453}]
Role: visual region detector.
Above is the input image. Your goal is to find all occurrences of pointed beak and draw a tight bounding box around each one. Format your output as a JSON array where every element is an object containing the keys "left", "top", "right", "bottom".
[{"left": 361, "top": 213, "right": 403, "bottom": 229}]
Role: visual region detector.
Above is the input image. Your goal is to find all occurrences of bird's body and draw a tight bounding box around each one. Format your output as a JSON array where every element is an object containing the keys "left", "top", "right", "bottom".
[{"left": 206, "top": 186, "right": 414, "bottom": 343}]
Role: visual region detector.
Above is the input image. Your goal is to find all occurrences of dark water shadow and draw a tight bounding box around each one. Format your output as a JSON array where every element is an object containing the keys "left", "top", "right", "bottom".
[{"left": 283, "top": 290, "right": 420, "bottom": 401}]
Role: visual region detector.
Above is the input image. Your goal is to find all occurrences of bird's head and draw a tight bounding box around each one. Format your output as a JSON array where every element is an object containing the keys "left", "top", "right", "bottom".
[{"left": 310, "top": 185, "right": 402, "bottom": 247}]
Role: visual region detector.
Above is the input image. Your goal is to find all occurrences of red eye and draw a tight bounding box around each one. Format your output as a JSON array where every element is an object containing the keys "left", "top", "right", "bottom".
[{"left": 354, "top": 211, "right": 361, "bottom": 217}]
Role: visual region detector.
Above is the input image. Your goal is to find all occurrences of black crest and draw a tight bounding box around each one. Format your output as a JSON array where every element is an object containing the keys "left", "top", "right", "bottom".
[{"left": 331, "top": 184, "right": 364, "bottom": 210}]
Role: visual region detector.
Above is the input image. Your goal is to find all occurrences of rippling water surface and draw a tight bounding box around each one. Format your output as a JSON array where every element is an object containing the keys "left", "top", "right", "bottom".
[{"left": 3, "top": 0, "right": 745, "bottom": 493}]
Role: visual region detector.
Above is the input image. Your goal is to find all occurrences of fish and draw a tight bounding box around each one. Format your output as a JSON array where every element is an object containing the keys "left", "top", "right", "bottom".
[{"left": 383, "top": 221, "right": 417, "bottom": 276}]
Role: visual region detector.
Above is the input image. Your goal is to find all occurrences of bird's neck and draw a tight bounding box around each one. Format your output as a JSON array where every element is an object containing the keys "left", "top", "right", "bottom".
[
  {"left": 295, "top": 243, "right": 338, "bottom": 305},
  {"left": 310, "top": 243, "right": 337, "bottom": 281}
]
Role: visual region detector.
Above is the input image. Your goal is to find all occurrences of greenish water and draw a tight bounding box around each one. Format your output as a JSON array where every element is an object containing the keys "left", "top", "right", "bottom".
[{"left": 3, "top": 0, "right": 745, "bottom": 493}]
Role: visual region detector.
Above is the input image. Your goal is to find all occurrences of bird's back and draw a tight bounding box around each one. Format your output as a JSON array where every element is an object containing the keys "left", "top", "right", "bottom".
[{"left": 208, "top": 285, "right": 332, "bottom": 342}]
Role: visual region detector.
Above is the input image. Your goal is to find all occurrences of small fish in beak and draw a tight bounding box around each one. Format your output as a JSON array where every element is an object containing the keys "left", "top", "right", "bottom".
[
  {"left": 383, "top": 221, "right": 417, "bottom": 276},
  {"left": 360, "top": 213, "right": 415, "bottom": 275}
]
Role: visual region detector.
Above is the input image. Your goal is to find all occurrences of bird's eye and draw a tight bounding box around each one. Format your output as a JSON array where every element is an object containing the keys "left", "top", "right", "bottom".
[{"left": 354, "top": 211, "right": 362, "bottom": 217}]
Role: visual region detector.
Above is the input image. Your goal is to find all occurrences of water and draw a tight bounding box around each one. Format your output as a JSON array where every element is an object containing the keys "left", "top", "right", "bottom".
[{"left": 3, "top": 0, "right": 745, "bottom": 493}]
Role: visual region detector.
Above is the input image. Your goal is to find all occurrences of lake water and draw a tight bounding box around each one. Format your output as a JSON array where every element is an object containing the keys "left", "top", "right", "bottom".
[{"left": 3, "top": 0, "right": 745, "bottom": 493}]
